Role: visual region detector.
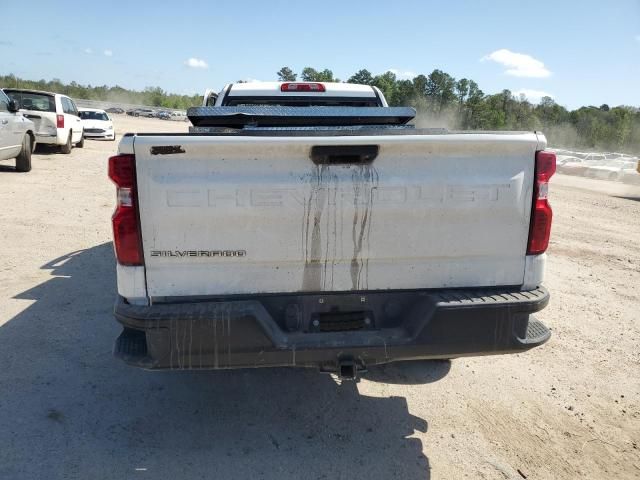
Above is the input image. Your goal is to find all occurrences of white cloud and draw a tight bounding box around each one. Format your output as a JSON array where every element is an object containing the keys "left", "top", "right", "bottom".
[
  {"left": 482, "top": 49, "right": 551, "bottom": 78},
  {"left": 388, "top": 69, "right": 417, "bottom": 80},
  {"left": 103, "top": 49, "right": 113, "bottom": 57},
  {"left": 184, "top": 57, "right": 208, "bottom": 69},
  {"left": 513, "top": 89, "right": 554, "bottom": 103},
  {"left": 84, "top": 48, "right": 92, "bottom": 54},
  {"left": 635, "top": 34, "right": 640, "bottom": 42}
]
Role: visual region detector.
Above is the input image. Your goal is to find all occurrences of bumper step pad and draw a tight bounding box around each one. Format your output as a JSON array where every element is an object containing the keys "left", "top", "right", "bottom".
[
  {"left": 114, "top": 328, "right": 152, "bottom": 366},
  {"left": 520, "top": 317, "right": 551, "bottom": 345}
]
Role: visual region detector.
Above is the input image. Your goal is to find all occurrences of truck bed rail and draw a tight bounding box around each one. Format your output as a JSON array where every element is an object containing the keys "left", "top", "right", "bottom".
[{"left": 186, "top": 105, "right": 416, "bottom": 127}]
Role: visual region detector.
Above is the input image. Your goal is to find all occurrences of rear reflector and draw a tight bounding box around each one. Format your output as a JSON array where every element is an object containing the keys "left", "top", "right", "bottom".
[
  {"left": 527, "top": 150, "right": 556, "bottom": 255},
  {"left": 56, "top": 114, "right": 64, "bottom": 128},
  {"left": 280, "top": 82, "right": 326, "bottom": 92},
  {"left": 108, "top": 154, "right": 143, "bottom": 265}
]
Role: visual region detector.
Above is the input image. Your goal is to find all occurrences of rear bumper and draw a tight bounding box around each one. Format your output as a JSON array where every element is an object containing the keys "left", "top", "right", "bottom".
[
  {"left": 35, "top": 129, "right": 66, "bottom": 145},
  {"left": 113, "top": 287, "right": 551, "bottom": 372},
  {"left": 34, "top": 132, "right": 61, "bottom": 145}
]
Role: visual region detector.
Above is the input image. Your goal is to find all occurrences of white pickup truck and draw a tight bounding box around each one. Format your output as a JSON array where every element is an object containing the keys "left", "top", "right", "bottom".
[{"left": 109, "top": 82, "right": 554, "bottom": 379}]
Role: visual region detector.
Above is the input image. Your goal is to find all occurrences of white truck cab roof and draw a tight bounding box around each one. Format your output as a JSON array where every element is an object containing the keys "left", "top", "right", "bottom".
[{"left": 203, "top": 81, "right": 387, "bottom": 107}]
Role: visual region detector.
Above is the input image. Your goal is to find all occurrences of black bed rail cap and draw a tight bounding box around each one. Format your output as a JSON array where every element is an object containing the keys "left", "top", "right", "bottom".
[{"left": 187, "top": 105, "right": 416, "bottom": 128}]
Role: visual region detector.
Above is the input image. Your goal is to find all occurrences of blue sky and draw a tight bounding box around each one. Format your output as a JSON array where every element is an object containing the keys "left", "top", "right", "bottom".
[{"left": 1, "top": 0, "right": 639, "bottom": 109}]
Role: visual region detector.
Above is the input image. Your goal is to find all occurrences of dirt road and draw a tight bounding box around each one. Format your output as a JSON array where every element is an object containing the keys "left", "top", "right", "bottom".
[{"left": 0, "top": 116, "right": 638, "bottom": 479}]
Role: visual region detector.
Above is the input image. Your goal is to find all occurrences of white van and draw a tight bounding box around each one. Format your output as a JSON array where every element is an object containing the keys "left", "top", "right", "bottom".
[{"left": 3, "top": 89, "right": 84, "bottom": 153}]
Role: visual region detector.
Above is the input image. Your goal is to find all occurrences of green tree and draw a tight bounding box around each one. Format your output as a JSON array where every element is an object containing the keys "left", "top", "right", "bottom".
[
  {"left": 276, "top": 67, "right": 297, "bottom": 81},
  {"left": 348, "top": 69, "right": 374, "bottom": 85},
  {"left": 301, "top": 67, "right": 335, "bottom": 82},
  {"left": 425, "top": 69, "right": 456, "bottom": 112},
  {"left": 610, "top": 107, "right": 632, "bottom": 148},
  {"left": 467, "top": 80, "right": 484, "bottom": 103},
  {"left": 390, "top": 80, "right": 416, "bottom": 106},
  {"left": 535, "top": 96, "right": 569, "bottom": 126},
  {"left": 455, "top": 78, "right": 469, "bottom": 105},
  {"left": 372, "top": 71, "right": 397, "bottom": 103},
  {"left": 412, "top": 74, "right": 428, "bottom": 97},
  {"left": 143, "top": 87, "right": 166, "bottom": 107}
]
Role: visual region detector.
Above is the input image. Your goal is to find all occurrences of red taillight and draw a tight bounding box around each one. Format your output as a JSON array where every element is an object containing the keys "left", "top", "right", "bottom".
[
  {"left": 535, "top": 150, "right": 556, "bottom": 183},
  {"left": 108, "top": 154, "right": 143, "bottom": 265},
  {"left": 56, "top": 114, "right": 64, "bottom": 128},
  {"left": 108, "top": 153, "right": 135, "bottom": 188},
  {"left": 527, "top": 150, "right": 556, "bottom": 255},
  {"left": 280, "top": 82, "right": 326, "bottom": 92}
]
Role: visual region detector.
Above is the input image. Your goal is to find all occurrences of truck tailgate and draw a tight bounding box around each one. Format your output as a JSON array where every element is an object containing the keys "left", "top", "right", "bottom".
[{"left": 133, "top": 133, "right": 541, "bottom": 298}]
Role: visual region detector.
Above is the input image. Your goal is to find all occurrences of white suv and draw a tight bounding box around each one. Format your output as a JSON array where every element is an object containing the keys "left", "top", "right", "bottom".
[
  {"left": 0, "top": 89, "right": 35, "bottom": 172},
  {"left": 3, "top": 89, "right": 84, "bottom": 153}
]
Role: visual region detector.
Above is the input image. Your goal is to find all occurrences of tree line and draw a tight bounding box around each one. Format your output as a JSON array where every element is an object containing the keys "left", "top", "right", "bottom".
[
  {"left": 278, "top": 66, "right": 640, "bottom": 154},
  {"left": 0, "top": 75, "right": 200, "bottom": 110},
  {"left": 2, "top": 69, "right": 639, "bottom": 154}
]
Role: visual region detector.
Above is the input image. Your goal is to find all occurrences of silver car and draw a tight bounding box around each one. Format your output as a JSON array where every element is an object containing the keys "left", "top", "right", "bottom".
[{"left": 0, "top": 89, "right": 35, "bottom": 172}]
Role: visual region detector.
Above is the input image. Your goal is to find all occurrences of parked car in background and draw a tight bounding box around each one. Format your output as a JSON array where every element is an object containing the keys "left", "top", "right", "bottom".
[
  {"left": 156, "top": 111, "right": 171, "bottom": 119},
  {"left": 578, "top": 153, "right": 609, "bottom": 163},
  {"left": 556, "top": 155, "right": 582, "bottom": 166},
  {"left": 557, "top": 158, "right": 592, "bottom": 175},
  {"left": 3, "top": 88, "right": 83, "bottom": 153},
  {"left": 106, "top": 107, "right": 124, "bottom": 114},
  {"left": 135, "top": 108, "right": 155, "bottom": 118},
  {"left": 608, "top": 153, "right": 637, "bottom": 162},
  {"left": 125, "top": 108, "right": 157, "bottom": 117},
  {"left": 585, "top": 159, "right": 639, "bottom": 181},
  {"left": 79, "top": 108, "right": 115, "bottom": 141},
  {"left": 170, "top": 110, "right": 188, "bottom": 121},
  {"left": 0, "top": 89, "right": 35, "bottom": 172},
  {"left": 572, "top": 152, "right": 618, "bottom": 163}
]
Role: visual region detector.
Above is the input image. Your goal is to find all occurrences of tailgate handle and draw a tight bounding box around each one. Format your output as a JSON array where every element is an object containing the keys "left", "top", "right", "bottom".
[{"left": 310, "top": 145, "right": 378, "bottom": 165}]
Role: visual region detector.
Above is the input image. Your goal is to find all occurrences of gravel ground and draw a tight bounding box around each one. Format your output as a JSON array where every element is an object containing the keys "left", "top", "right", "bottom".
[{"left": 0, "top": 116, "right": 638, "bottom": 479}]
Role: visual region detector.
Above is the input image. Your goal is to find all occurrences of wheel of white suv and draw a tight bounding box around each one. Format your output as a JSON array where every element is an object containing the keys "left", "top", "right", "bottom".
[
  {"left": 61, "top": 131, "right": 72, "bottom": 154},
  {"left": 15, "top": 134, "right": 32, "bottom": 172},
  {"left": 77, "top": 131, "right": 85, "bottom": 148}
]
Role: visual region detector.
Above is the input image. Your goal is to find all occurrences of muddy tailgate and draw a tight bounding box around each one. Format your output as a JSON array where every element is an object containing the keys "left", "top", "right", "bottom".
[{"left": 133, "top": 133, "right": 541, "bottom": 298}]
